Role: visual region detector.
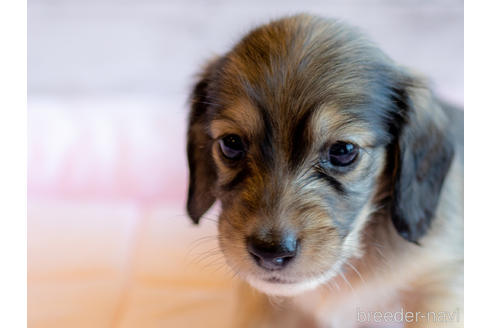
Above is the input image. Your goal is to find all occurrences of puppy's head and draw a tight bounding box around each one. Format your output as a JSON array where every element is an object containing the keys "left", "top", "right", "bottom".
[{"left": 186, "top": 15, "right": 454, "bottom": 296}]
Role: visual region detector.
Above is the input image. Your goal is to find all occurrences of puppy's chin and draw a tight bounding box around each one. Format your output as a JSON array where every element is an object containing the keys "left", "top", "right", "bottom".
[
  {"left": 245, "top": 271, "right": 338, "bottom": 297},
  {"left": 246, "top": 276, "right": 323, "bottom": 297}
]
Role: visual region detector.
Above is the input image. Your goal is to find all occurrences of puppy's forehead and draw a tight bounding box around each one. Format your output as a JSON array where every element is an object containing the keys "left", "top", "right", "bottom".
[{"left": 220, "top": 15, "right": 388, "bottom": 109}]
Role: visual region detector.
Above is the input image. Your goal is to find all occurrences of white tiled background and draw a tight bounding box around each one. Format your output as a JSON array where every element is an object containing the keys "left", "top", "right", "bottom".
[{"left": 27, "top": 1, "right": 463, "bottom": 327}]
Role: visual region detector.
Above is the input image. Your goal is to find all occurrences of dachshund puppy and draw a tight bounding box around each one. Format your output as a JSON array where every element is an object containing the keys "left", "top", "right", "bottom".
[{"left": 186, "top": 14, "right": 463, "bottom": 328}]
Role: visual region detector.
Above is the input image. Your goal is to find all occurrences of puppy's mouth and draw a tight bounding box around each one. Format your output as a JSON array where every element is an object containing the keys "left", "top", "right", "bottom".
[
  {"left": 243, "top": 258, "right": 346, "bottom": 297},
  {"left": 263, "top": 276, "right": 299, "bottom": 284}
]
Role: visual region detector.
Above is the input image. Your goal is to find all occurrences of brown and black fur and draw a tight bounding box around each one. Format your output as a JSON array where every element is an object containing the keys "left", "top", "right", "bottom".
[{"left": 186, "top": 14, "right": 463, "bottom": 328}]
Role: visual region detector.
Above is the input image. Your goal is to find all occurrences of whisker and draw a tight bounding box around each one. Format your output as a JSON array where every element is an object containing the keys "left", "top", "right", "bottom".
[
  {"left": 187, "top": 235, "right": 217, "bottom": 252},
  {"left": 331, "top": 279, "right": 341, "bottom": 291},
  {"left": 346, "top": 261, "right": 366, "bottom": 285},
  {"left": 202, "top": 256, "right": 227, "bottom": 270},
  {"left": 190, "top": 249, "right": 223, "bottom": 266},
  {"left": 339, "top": 270, "right": 355, "bottom": 294}
]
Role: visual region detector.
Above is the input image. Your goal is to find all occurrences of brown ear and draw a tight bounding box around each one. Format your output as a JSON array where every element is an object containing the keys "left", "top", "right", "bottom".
[
  {"left": 186, "top": 58, "right": 222, "bottom": 224},
  {"left": 389, "top": 80, "right": 455, "bottom": 243}
]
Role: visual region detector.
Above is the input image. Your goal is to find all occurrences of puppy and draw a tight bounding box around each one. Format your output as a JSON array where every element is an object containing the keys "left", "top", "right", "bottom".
[{"left": 186, "top": 14, "right": 463, "bottom": 328}]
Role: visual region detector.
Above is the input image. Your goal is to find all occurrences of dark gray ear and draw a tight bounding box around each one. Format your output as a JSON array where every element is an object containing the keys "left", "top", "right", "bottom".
[
  {"left": 390, "top": 83, "right": 455, "bottom": 243},
  {"left": 186, "top": 58, "right": 222, "bottom": 224}
]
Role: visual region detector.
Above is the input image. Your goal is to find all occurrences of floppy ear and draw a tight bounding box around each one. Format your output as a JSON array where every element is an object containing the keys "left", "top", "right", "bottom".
[
  {"left": 186, "top": 58, "right": 222, "bottom": 224},
  {"left": 389, "top": 78, "right": 455, "bottom": 243}
]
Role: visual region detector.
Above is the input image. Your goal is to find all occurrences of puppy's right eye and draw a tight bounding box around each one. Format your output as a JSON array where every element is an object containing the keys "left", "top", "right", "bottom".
[{"left": 219, "top": 134, "right": 245, "bottom": 160}]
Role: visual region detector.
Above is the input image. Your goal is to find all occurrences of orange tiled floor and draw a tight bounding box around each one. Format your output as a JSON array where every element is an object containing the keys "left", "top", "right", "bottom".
[{"left": 28, "top": 200, "right": 238, "bottom": 327}]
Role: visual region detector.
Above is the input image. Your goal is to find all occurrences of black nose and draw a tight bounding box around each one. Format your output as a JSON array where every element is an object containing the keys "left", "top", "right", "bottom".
[{"left": 246, "top": 233, "right": 298, "bottom": 271}]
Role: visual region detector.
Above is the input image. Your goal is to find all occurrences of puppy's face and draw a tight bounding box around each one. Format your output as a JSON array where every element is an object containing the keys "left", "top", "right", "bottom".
[
  {"left": 186, "top": 15, "right": 454, "bottom": 296},
  {"left": 212, "top": 101, "right": 385, "bottom": 296}
]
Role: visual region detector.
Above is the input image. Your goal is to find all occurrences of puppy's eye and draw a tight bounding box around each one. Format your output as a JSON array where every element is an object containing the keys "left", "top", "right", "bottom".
[
  {"left": 219, "top": 134, "right": 245, "bottom": 160},
  {"left": 327, "top": 141, "right": 359, "bottom": 166}
]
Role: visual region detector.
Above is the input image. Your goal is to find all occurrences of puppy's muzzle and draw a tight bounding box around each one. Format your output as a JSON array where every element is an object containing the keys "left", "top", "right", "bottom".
[{"left": 246, "top": 231, "right": 298, "bottom": 271}]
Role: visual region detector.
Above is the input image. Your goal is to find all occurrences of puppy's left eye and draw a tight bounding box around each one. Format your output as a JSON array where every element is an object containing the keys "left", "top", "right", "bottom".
[
  {"left": 327, "top": 141, "right": 359, "bottom": 166},
  {"left": 219, "top": 134, "right": 245, "bottom": 160}
]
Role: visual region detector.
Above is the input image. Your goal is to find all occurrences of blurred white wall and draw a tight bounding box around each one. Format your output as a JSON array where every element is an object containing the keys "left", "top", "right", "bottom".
[{"left": 28, "top": 0, "right": 463, "bottom": 105}]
